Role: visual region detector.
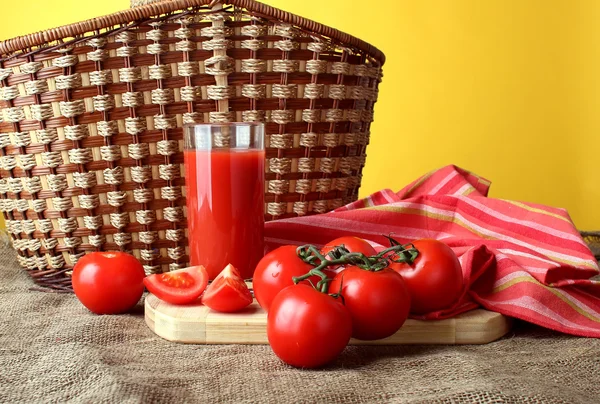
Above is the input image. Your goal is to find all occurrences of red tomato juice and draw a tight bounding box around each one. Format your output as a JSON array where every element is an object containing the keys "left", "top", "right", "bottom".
[{"left": 184, "top": 149, "right": 265, "bottom": 279}]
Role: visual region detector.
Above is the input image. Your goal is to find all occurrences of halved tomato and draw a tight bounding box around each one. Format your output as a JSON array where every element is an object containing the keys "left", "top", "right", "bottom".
[
  {"left": 202, "top": 264, "right": 253, "bottom": 313},
  {"left": 143, "top": 266, "right": 209, "bottom": 305}
]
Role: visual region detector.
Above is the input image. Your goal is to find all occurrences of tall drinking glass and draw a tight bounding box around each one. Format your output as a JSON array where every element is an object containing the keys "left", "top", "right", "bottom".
[{"left": 184, "top": 123, "right": 265, "bottom": 280}]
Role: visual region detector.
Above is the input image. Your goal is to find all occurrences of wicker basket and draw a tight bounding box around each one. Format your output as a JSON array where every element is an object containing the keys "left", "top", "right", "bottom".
[
  {"left": 581, "top": 231, "right": 600, "bottom": 262},
  {"left": 0, "top": 0, "right": 384, "bottom": 291},
  {"left": 131, "top": 0, "right": 180, "bottom": 6}
]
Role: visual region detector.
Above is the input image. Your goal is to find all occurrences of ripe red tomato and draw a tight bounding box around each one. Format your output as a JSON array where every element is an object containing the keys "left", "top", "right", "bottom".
[
  {"left": 144, "top": 265, "right": 209, "bottom": 305},
  {"left": 320, "top": 236, "right": 377, "bottom": 258},
  {"left": 202, "top": 264, "right": 253, "bottom": 312},
  {"left": 252, "top": 245, "right": 316, "bottom": 312},
  {"left": 267, "top": 284, "right": 352, "bottom": 368},
  {"left": 72, "top": 252, "right": 145, "bottom": 315},
  {"left": 320, "top": 236, "right": 378, "bottom": 277},
  {"left": 328, "top": 266, "right": 410, "bottom": 340},
  {"left": 389, "top": 239, "right": 463, "bottom": 315}
]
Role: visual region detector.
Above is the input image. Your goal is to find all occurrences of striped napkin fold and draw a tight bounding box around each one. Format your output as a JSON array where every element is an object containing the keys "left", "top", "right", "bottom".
[{"left": 265, "top": 165, "right": 600, "bottom": 338}]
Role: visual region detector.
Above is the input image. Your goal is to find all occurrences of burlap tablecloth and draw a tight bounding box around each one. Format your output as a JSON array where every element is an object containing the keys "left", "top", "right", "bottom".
[{"left": 1, "top": 244, "right": 599, "bottom": 404}]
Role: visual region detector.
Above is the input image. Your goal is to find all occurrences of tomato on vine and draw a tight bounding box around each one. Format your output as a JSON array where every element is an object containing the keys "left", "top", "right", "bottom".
[
  {"left": 388, "top": 238, "right": 463, "bottom": 315},
  {"left": 320, "top": 236, "right": 377, "bottom": 276},
  {"left": 329, "top": 266, "right": 410, "bottom": 340},
  {"left": 320, "top": 236, "right": 377, "bottom": 258},
  {"left": 297, "top": 243, "right": 412, "bottom": 341},
  {"left": 267, "top": 283, "right": 352, "bottom": 369},
  {"left": 252, "top": 245, "right": 318, "bottom": 312}
]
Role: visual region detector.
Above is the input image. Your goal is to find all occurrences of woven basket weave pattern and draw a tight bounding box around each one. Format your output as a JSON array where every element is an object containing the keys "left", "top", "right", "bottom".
[
  {"left": 582, "top": 231, "right": 600, "bottom": 261},
  {"left": 131, "top": 0, "right": 171, "bottom": 6},
  {"left": 0, "top": 2, "right": 383, "bottom": 290}
]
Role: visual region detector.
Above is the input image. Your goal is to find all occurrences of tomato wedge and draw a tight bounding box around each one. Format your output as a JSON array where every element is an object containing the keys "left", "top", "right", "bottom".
[
  {"left": 202, "top": 264, "right": 253, "bottom": 313},
  {"left": 143, "top": 266, "right": 209, "bottom": 305}
]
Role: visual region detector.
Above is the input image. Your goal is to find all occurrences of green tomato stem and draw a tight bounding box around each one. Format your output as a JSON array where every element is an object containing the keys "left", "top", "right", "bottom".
[{"left": 292, "top": 241, "right": 420, "bottom": 294}]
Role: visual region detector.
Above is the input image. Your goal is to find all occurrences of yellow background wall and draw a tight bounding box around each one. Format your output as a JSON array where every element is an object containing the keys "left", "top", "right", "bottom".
[{"left": 0, "top": 0, "right": 598, "bottom": 230}]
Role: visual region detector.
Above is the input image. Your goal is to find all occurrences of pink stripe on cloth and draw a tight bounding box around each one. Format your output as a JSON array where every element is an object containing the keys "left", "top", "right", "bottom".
[{"left": 264, "top": 165, "right": 600, "bottom": 337}]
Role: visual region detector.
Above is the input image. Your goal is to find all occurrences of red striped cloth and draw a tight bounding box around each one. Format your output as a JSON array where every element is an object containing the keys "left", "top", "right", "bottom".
[{"left": 264, "top": 165, "right": 600, "bottom": 337}]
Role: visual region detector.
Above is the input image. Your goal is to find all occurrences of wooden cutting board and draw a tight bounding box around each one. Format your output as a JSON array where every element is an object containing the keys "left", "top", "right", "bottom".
[{"left": 145, "top": 293, "right": 512, "bottom": 345}]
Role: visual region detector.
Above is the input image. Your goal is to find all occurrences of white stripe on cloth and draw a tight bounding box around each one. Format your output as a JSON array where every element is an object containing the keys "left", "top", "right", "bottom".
[
  {"left": 384, "top": 201, "right": 598, "bottom": 268},
  {"left": 494, "top": 255, "right": 549, "bottom": 275},
  {"left": 478, "top": 295, "right": 600, "bottom": 333},
  {"left": 429, "top": 170, "right": 459, "bottom": 195},
  {"left": 497, "top": 250, "right": 561, "bottom": 268},
  {"left": 491, "top": 270, "right": 600, "bottom": 319},
  {"left": 453, "top": 183, "right": 473, "bottom": 196},
  {"left": 271, "top": 215, "right": 455, "bottom": 241},
  {"left": 459, "top": 197, "right": 587, "bottom": 246}
]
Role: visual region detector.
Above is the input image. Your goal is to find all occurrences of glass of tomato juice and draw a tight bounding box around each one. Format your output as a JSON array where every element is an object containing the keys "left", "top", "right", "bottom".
[{"left": 183, "top": 123, "right": 265, "bottom": 280}]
